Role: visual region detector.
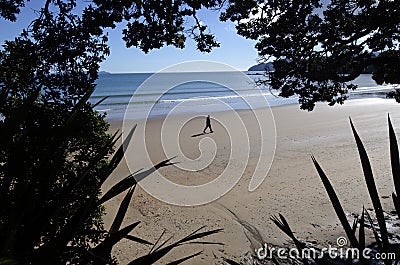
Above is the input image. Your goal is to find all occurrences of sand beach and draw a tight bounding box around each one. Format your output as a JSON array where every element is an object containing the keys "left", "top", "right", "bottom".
[{"left": 103, "top": 98, "right": 400, "bottom": 264}]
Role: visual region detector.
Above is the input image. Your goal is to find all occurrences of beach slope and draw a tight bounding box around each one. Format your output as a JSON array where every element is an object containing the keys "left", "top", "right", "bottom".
[{"left": 104, "top": 98, "right": 400, "bottom": 264}]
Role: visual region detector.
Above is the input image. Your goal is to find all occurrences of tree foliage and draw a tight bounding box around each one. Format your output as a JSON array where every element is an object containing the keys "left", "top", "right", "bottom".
[
  {"left": 5, "top": 0, "right": 399, "bottom": 262},
  {"left": 0, "top": 0, "right": 225, "bottom": 263},
  {"left": 222, "top": 0, "right": 400, "bottom": 110}
]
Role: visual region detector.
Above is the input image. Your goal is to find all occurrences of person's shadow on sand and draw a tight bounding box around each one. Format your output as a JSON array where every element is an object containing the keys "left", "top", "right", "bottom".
[
  {"left": 191, "top": 115, "right": 214, "bottom": 138},
  {"left": 191, "top": 132, "right": 213, "bottom": 138}
]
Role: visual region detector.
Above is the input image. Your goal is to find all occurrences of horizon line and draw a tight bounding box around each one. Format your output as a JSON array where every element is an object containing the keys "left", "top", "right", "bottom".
[{"left": 99, "top": 69, "right": 260, "bottom": 74}]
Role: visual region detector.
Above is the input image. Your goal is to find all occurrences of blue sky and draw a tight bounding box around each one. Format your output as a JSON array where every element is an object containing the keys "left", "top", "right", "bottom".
[{"left": 0, "top": 3, "right": 259, "bottom": 73}]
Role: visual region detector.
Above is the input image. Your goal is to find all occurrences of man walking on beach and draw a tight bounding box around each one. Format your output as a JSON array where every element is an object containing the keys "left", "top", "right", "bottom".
[{"left": 203, "top": 115, "right": 213, "bottom": 133}]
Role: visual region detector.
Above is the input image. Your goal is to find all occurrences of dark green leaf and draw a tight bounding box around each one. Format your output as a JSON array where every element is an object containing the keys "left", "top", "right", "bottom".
[
  {"left": 110, "top": 185, "right": 136, "bottom": 233},
  {"left": 312, "top": 155, "right": 359, "bottom": 248},
  {"left": 350, "top": 118, "right": 389, "bottom": 251},
  {"left": 389, "top": 115, "right": 400, "bottom": 201}
]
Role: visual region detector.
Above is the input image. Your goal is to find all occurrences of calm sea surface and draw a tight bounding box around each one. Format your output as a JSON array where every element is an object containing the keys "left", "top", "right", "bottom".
[{"left": 92, "top": 72, "right": 394, "bottom": 120}]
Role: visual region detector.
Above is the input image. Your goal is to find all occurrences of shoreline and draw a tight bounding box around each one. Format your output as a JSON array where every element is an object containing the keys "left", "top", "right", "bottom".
[
  {"left": 106, "top": 97, "right": 394, "bottom": 125},
  {"left": 103, "top": 97, "right": 400, "bottom": 264}
]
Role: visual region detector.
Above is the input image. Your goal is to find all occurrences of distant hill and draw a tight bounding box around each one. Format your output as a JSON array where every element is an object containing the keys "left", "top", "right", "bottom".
[
  {"left": 248, "top": 62, "right": 274, "bottom": 71},
  {"left": 249, "top": 62, "right": 376, "bottom": 74},
  {"left": 99, "top": 71, "right": 112, "bottom": 75}
]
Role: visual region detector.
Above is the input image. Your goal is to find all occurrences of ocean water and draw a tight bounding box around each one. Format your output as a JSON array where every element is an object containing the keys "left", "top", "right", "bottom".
[{"left": 92, "top": 72, "right": 395, "bottom": 120}]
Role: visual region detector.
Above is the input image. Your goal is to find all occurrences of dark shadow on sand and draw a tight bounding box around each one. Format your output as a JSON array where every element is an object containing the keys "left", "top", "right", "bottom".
[{"left": 191, "top": 132, "right": 213, "bottom": 138}]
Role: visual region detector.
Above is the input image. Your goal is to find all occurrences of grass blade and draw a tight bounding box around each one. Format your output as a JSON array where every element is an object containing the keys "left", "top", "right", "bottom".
[
  {"left": 99, "top": 158, "right": 174, "bottom": 205},
  {"left": 351, "top": 216, "right": 359, "bottom": 236},
  {"left": 94, "top": 221, "right": 141, "bottom": 257},
  {"left": 65, "top": 86, "right": 95, "bottom": 126},
  {"left": 350, "top": 118, "right": 389, "bottom": 251},
  {"left": 92, "top": 96, "right": 109, "bottom": 108},
  {"left": 110, "top": 185, "right": 136, "bottom": 233},
  {"left": 312, "top": 155, "right": 359, "bottom": 248},
  {"left": 271, "top": 214, "right": 305, "bottom": 250},
  {"left": 365, "top": 209, "right": 383, "bottom": 252},
  {"left": 129, "top": 244, "right": 176, "bottom": 265},
  {"left": 177, "top": 228, "right": 223, "bottom": 245},
  {"left": 152, "top": 236, "right": 174, "bottom": 253},
  {"left": 271, "top": 214, "right": 308, "bottom": 264},
  {"left": 359, "top": 207, "right": 365, "bottom": 251},
  {"left": 98, "top": 170, "right": 139, "bottom": 205},
  {"left": 106, "top": 125, "right": 136, "bottom": 177},
  {"left": 389, "top": 115, "right": 400, "bottom": 203},
  {"left": 124, "top": 235, "right": 153, "bottom": 246},
  {"left": 358, "top": 207, "right": 366, "bottom": 264},
  {"left": 129, "top": 227, "right": 221, "bottom": 265},
  {"left": 149, "top": 230, "right": 166, "bottom": 254},
  {"left": 166, "top": 251, "right": 203, "bottom": 265},
  {"left": 393, "top": 193, "right": 400, "bottom": 219}
]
